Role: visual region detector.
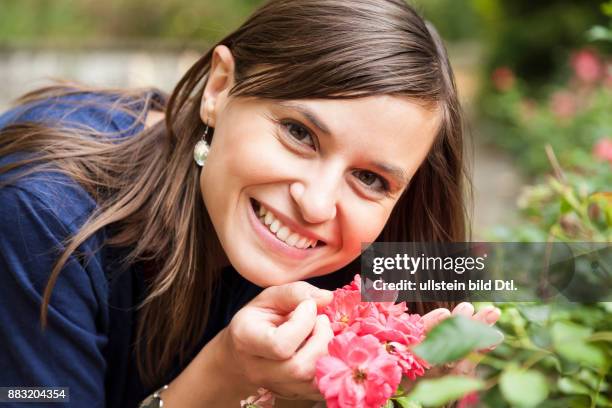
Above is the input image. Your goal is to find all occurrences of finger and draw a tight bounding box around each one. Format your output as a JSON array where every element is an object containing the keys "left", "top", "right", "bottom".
[
  {"left": 270, "top": 299, "right": 319, "bottom": 359},
  {"left": 258, "top": 317, "right": 332, "bottom": 400},
  {"left": 296, "top": 314, "right": 333, "bottom": 354},
  {"left": 253, "top": 281, "right": 333, "bottom": 313},
  {"left": 422, "top": 308, "right": 451, "bottom": 332},
  {"left": 452, "top": 302, "right": 475, "bottom": 317},
  {"left": 451, "top": 359, "right": 478, "bottom": 376},
  {"left": 273, "top": 381, "right": 324, "bottom": 402},
  {"left": 243, "top": 299, "right": 318, "bottom": 360},
  {"left": 286, "top": 315, "right": 334, "bottom": 378},
  {"left": 473, "top": 306, "right": 501, "bottom": 326}
]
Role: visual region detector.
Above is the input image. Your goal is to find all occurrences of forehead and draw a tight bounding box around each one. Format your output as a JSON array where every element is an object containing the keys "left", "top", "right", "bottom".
[{"left": 300, "top": 95, "right": 439, "bottom": 138}]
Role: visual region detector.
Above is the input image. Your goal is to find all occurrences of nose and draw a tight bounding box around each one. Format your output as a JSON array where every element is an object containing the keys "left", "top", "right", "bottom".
[{"left": 290, "top": 172, "right": 340, "bottom": 224}]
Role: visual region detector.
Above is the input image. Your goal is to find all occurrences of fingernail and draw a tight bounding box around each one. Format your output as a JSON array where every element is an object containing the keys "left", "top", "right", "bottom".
[
  {"left": 485, "top": 308, "right": 500, "bottom": 324},
  {"left": 435, "top": 309, "right": 450, "bottom": 321},
  {"left": 455, "top": 303, "right": 469, "bottom": 313}
]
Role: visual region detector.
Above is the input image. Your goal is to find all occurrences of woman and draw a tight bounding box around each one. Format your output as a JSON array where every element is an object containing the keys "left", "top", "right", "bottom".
[{"left": 0, "top": 0, "right": 500, "bottom": 406}]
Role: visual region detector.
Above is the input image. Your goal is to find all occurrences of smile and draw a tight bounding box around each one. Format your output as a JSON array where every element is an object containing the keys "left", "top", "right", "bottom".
[{"left": 249, "top": 199, "right": 325, "bottom": 251}]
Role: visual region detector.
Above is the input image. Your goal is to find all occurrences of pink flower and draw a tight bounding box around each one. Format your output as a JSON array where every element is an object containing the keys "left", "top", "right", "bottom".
[
  {"left": 359, "top": 312, "right": 425, "bottom": 346},
  {"left": 550, "top": 90, "right": 576, "bottom": 119},
  {"left": 362, "top": 276, "right": 400, "bottom": 303},
  {"left": 373, "top": 300, "right": 408, "bottom": 317},
  {"left": 593, "top": 138, "right": 612, "bottom": 164},
  {"left": 342, "top": 274, "right": 400, "bottom": 303},
  {"left": 321, "top": 288, "right": 371, "bottom": 334},
  {"left": 384, "top": 342, "right": 428, "bottom": 380},
  {"left": 358, "top": 313, "right": 428, "bottom": 380},
  {"left": 316, "top": 332, "right": 402, "bottom": 408},
  {"left": 519, "top": 98, "right": 537, "bottom": 122},
  {"left": 491, "top": 67, "right": 515, "bottom": 91},
  {"left": 571, "top": 49, "right": 603, "bottom": 84},
  {"left": 341, "top": 274, "right": 362, "bottom": 291},
  {"left": 605, "top": 63, "right": 612, "bottom": 88},
  {"left": 240, "top": 388, "right": 276, "bottom": 408},
  {"left": 457, "top": 391, "right": 480, "bottom": 408}
]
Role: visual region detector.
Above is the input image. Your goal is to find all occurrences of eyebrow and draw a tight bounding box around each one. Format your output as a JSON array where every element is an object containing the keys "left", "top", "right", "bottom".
[
  {"left": 276, "top": 101, "right": 411, "bottom": 187},
  {"left": 277, "top": 101, "right": 332, "bottom": 135},
  {"left": 369, "top": 161, "right": 411, "bottom": 187}
]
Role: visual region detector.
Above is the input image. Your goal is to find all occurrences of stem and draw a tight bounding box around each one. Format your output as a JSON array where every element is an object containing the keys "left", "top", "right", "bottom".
[
  {"left": 479, "top": 355, "right": 507, "bottom": 370},
  {"left": 522, "top": 350, "right": 552, "bottom": 370},
  {"left": 588, "top": 332, "right": 612, "bottom": 342},
  {"left": 545, "top": 144, "right": 566, "bottom": 183},
  {"left": 591, "top": 364, "right": 609, "bottom": 408},
  {"left": 483, "top": 373, "right": 502, "bottom": 390}
]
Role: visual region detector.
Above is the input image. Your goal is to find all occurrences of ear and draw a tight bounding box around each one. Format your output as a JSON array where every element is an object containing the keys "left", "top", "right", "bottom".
[{"left": 200, "top": 45, "right": 236, "bottom": 127}]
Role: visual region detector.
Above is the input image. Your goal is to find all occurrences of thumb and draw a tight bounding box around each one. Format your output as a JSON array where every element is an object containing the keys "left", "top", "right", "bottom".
[{"left": 254, "top": 281, "right": 333, "bottom": 313}]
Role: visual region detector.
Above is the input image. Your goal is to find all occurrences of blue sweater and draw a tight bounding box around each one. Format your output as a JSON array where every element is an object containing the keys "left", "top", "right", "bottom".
[{"left": 0, "top": 91, "right": 350, "bottom": 407}]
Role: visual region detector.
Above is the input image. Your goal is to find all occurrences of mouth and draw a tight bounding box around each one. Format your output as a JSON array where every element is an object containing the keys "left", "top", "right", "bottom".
[{"left": 249, "top": 198, "right": 326, "bottom": 250}]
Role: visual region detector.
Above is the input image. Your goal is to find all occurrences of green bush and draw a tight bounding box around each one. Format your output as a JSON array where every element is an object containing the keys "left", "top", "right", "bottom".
[{"left": 479, "top": 48, "right": 611, "bottom": 176}]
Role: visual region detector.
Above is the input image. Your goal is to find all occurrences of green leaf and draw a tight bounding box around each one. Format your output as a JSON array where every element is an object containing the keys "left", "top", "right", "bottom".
[
  {"left": 560, "top": 198, "right": 572, "bottom": 214},
  {"left": 394, "top": 398, "right": 422, "bottom": 408},
  {"left": 557, "top": 377, "right": 590, "bottom": 396},
  {"left": 588, "top": 26, "right": 612, "bottom": 42},
  {"left": 537, "top": 396, "right": 591, "bottom": 408},
  {"left": 394, "top": 398, "right": 423, "bottom": 408},
  {"left": 551, "top": 320, "right": 591, "bottom": 342},
  {"left": 499, "top": 367, "right": 549, "bottom": 407},
  {"left": 382, "top": 400, "right": 394, "bottom": 408},
  {"left": 599, "top": 302, "right": 612, "bottom": 313},
  {"left": 529, "top": 325, "right": 552, "bottom": 348},
  {"left": 413, "top": 316, "right": 503, "bottom": 364},
  {"left": 518, "top": 304, "right": 551, "bottom": 324},
  {"left": 588, "top": 331, "right": 612, "bottom": 342},
  {"left": 401, "top": 376, "right": 483, "bottom": 407},
  {"left": 552, "top": 321, "right": 606, "bottom": 369}
]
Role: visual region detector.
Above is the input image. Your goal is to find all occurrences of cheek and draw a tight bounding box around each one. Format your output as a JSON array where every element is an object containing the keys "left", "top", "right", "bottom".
[
  {"left": 341, "top": 203, "right": 391, "bottom": 256},
  {"left": 213, "top": 121, "right": 294, "bottom": 183}
]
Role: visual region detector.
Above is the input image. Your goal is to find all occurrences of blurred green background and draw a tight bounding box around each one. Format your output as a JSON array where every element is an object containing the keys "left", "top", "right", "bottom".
[{"left": 0, "top": 1, "right": 610, "bottom": 407}]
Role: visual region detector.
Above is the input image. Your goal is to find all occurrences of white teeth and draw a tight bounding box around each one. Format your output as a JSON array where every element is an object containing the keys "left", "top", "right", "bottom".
[
  {"left": 254, "top": 201, "right": 321, "bottom": 250},
  {"left": 276, "top": 226, "right": 290, "bottom": 240},
  {"left": 264, "top": 211, "right": 274, "bottom": 225},
  {"left": 296, "top": 237, "right": 308, "bottom": 249},
  {"left": 286, "top": 233, "right": 299, "bottom": 246}
]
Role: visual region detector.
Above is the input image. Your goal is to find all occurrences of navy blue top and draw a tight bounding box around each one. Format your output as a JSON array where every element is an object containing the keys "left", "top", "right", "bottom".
[{"left": 0, "top": 91, "right": 351, "bottom": 407}]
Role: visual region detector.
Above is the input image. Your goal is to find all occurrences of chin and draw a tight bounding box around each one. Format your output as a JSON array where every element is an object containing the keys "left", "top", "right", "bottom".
[{"left": 227, "top": 255, "right": 292, "bottom": 287}]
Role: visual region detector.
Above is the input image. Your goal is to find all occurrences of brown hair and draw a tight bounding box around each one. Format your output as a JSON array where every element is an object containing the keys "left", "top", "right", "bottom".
[{"left": 0, "top": 0, "right": 470, "bottom": 387}]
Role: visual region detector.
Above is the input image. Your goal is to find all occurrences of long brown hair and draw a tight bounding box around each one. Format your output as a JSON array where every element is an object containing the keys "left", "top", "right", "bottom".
[{"left": 0, "top": 0, "right": 470, "bottom": 387}]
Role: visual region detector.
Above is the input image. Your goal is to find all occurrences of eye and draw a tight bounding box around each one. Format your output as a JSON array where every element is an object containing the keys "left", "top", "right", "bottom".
[
  {"left": 281, "top": 120, "right": 316, "bottom": 149},
  {"left": 353, "top": 170, "right": 390, "bottom": 192}
]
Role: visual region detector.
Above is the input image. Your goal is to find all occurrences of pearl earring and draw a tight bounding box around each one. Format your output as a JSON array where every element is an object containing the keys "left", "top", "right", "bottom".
[{"left": 194, "top": 122, "right": 210, "bottom": 167}]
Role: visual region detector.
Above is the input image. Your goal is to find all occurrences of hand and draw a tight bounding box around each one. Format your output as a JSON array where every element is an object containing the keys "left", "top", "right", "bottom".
[
  {"left": 220, "top": 281, "right": 335, "bottom": 401},
  {"left": 421, "top": 303, "right": 502, "bottom": 376}
]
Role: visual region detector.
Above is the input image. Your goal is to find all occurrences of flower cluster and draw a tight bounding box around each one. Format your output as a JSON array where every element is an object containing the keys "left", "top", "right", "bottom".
[
  {"left": 240, "top": 388, "right": 275, "bottom": 408},
  {"left": 315, "top": 275, "right": 428, "bottom": 408}
]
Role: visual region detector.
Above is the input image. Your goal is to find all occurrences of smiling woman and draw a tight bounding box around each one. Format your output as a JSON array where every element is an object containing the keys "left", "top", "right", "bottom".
[
  {"left": 0, "top": 0, "right": 472, "bottom": 407},
  {"left": 202, "top": 82, "right": 441, "bottom": 287}
]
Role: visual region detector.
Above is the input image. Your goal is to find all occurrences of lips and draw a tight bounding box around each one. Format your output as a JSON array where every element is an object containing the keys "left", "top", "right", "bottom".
[{"left": 249, "top": 198, "right": 326, "bottom": 250}]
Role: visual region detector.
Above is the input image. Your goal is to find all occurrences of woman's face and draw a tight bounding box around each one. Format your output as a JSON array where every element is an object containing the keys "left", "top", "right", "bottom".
[{"left": 200, "top": 46, "right": 440, "bottom": 287}]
